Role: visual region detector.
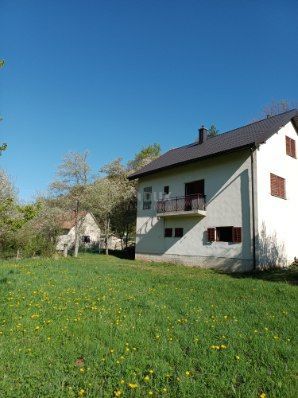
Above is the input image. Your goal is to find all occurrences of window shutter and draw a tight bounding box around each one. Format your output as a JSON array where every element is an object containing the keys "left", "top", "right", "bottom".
[
  {"left": 286, "top": 136, "right": 291, "bottom": 156},
  {"left": 233, "top": 227, "right": 242, "bottom": 243},
  {"left": 270, "top": 173, "right": 285, "bottom": 198},
  {"left": 291, "top": 139, "right": 296, "bottom": 158},
  {"left": 285, "top": 136, "right": 296, "bottom": 158},
  {"left": 207, "top": 228, "right": 215, "bottom": 242}
]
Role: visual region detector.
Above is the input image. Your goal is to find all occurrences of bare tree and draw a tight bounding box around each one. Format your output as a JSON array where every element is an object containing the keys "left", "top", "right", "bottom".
[
  {"left": 50, "top": 151, "right": 90, "bottom": 257},
  {"left": 262, "top": 100, "right": 296, "bottom": 117}
]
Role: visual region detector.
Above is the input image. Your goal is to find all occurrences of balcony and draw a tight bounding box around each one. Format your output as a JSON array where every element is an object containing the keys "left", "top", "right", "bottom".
[{"left": 156, "top": 194, "right": 206, "bottom": 217}]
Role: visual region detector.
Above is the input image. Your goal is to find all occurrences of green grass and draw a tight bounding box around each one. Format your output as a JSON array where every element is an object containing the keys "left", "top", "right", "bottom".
[{"left": 0, "top": 254, "right": 297, "bottom": 398}]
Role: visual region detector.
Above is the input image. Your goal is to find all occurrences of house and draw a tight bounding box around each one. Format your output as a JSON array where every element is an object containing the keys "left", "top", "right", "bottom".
[
  {"left": 56, "top": 211, "right": 101, "bottom": 252},
  {"left": 129, "top": 109, "right": 298, "bottom": 272}
]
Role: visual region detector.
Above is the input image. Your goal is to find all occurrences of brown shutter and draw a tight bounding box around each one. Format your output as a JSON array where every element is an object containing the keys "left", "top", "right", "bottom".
[
  {"left": 278, "top": 176, "right": 285, "bottom": 198},
  {"left": 286, "top": 136, "right": 296, "bottom": 158},
  {"left": 207, "top": 228, "right": 215, "bottom": 242},
  {"left": 286, "top": 136, "right": 291, "bottom": 156},
  {"left": 271, "top": 173, "right": 285, "bottom": 198},
  {"left": 291, "top": 138, "right": 296, "bottom": 158},
  {"left": 270, "top": 173, "right": 278, "bottom": 196},
  {"left": 233, "top": 227, "right": 242, "bottom": 243}
]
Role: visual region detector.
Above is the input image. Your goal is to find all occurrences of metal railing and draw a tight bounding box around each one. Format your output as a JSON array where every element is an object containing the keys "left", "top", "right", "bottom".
[{"left": 156, "top": 194, "right": 206, "bottom": 214}]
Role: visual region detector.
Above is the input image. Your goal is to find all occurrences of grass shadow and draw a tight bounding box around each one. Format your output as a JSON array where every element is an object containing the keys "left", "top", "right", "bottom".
[{"left": 215, "top": 265, "right": 298, "bottom": 285}]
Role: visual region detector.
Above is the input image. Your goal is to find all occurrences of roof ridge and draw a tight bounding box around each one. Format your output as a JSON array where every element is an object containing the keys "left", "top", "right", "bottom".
[{"left": 173, "top": 108, "right": 298, "bottom": 148}]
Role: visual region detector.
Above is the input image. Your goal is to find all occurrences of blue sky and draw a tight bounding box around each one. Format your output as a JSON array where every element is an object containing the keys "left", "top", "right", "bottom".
[{"left": 1, "top": 0, "right": 297, "bottom": 202}]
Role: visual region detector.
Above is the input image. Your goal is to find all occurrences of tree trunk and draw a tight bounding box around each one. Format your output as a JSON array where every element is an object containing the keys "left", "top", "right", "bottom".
[
  {"left": 105, "top": 216, "right": 110, "bottom": 255},
  {"left": 63, "top": 244, "right": 68, "bottom": 258},
  {"left": 74, "top": 200, "right": 80, "bottom": 257}
]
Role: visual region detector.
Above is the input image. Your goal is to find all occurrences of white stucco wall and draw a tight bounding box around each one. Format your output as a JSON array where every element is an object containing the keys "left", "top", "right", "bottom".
[
  {"left": 56, "top": 213, "right": 101, "bottom": 251},
  {"left": 256, "top": 121, "right": 298, "bottom": 266},
  {"left": 135, "top": 149, "right": 254, "bottom": 271}
]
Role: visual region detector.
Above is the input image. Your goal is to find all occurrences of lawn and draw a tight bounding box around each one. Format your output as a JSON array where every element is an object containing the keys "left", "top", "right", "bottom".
[{"left": 0, "top": 254, "right": 297, "bottom": 398}]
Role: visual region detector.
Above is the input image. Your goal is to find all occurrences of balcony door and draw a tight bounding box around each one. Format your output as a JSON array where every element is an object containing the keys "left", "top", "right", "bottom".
[{"left": 185, "top": 180, "right": 204, "bottom": 211}]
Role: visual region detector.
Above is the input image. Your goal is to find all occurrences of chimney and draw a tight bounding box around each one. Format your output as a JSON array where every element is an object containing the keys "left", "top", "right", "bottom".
[{"left": 198, "top": 125, "right": 208, "bottom": 144}]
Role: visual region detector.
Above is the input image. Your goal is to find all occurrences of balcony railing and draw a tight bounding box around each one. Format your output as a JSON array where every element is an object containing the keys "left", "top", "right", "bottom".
[{"left": 156, "top": 194, "right": 206, "bottom": 215}]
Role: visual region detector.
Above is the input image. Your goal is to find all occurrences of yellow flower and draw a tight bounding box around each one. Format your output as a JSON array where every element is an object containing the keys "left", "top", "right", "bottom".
[
  {"left": 235, "top": 355, "right": 240, "bottom": 360},
  {"left": 78, "top": 389, "right": 85, "bottom": 397},
  {"left": 185, "top": 371, "right": 191, "bottom": 376},
  {"left": 144, "top": 375, "right": 150, "bottom": 382},
  {"left": 79, "top": 368, "right": 85, "bottom": 373},
  {"left": 148, "top": 391, "right": 153, "bottom": 396},
  {"left": 128, "top": 383, "right": 138, "bottom": 389},
  {"left": 120, "top": 379, "right": 125, "bottom": 384},
  {"left": 220, "top": 344, "right": 227, "bottom": 349},
  {"left": 260, "top": 393, "right": 266, "bottom": 398},
  {"left": 114, "top": 390, "right": 122, "bottom": 397},
  {"left": 149, "top": 369, "right": 154, "bottom": 374}
]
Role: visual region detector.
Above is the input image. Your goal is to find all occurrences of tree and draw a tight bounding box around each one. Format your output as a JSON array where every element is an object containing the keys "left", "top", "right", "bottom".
[
  {"left": 50, "top": 151, "right": 90, "bottom": 257},
  {"left": 207, "top": 125, "right": 219, "bottom": 138},
  {"left": 0, "top": 60, "right": 7, "bottom": 155},
  {"left": 86, "top": 158, "right": 136, "bottom": 254},
  {"left": 262, "top": 100, "right": 297, "bottom": 117},
  {"left": 128, "top": 143, "right": 161, "bottom": 172}
]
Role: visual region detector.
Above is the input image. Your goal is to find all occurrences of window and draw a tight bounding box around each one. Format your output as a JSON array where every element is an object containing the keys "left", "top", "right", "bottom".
[
  {"left": 216, "top": 226, "right": 233, "bottom": 242},
  {"left": 285, "top": 136, "right": 296, "bottom": 158},
  {"left": 174, "top": 228, "right": 184, "bottom": 237},
  {"left": 164, "top": 228, "right": 173, "bottom": 237},
  {"left": 164, "top": 186, "right": 169, "bottom": 195},
  {"left": 143, "top": 186, "right": 152, "bottom": 209},
  {"left": 207, "top": 227, "right": 242, "bottom": 243},
  {"left": 82, "top": 235, "right": 91, "bottom": 243},
  {"left": 270, "top": 173, "right": 286, "bottom": 199}
]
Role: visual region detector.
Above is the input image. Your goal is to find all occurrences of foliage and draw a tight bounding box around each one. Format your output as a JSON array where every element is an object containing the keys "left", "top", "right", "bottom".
[
  {"left": 0, "top": 254, "right": 296, "bottom": 397},
  {"left": 207, "top": 124, "right": 219, "bottom": 138},
  {"left": 128, "top": 143, "right": 161, "bottom": 172},
  {"left": 50, "top": 151, "right": 90, "bottom": 257}
]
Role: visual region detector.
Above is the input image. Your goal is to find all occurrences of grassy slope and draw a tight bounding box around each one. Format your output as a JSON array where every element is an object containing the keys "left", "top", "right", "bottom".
[{"left": 0, "top": 254, "right": 297, "bottom": 398}]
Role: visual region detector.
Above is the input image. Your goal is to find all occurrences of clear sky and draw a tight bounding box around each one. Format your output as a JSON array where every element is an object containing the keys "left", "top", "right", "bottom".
[{"left": 1, "top": 0, "right": 297, "bottom": 202}]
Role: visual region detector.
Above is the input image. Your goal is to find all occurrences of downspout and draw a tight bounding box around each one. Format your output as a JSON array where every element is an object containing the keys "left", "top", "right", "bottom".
[{"left": 250, "top": 146, "right": 257, "bottom": 270}]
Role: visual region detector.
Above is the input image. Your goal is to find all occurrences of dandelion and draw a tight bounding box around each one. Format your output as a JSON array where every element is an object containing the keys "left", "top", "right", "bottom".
[
  {"left": 144, "top": 375, "right": 150, "bottom": 382},
  {"left": 148, "top": 391, "right": 153, "bottom": 396},
  {"left": 235, "top": 355, "right": 240, "bottom": 360},
  {"left": 79, "top": 368, "right": 85, "bottom": 373},
  {"left": 128, "top": 383, "right": 138, "bottom": 389},
  {"left": 185, "top": 371, "right": 191, "bottom": 376},
  {"left": 114, "top": 390, "right": 122, "bottom": 397},
  {"left": 259, "top": 393, "right": 266, "bottom": 398},
  {"left": 78, "top": 389, "right": 85, "bottom": 397},
  {"left": 120, "top": 379, "right": 125, "bottom": 384},
  {"left": 149, "top": 369, "right": 154, "bottom": 374}
]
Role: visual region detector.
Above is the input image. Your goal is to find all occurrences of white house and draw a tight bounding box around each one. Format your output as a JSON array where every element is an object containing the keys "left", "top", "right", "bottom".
[
  {"left": 56, "top": 211, "right": 101, "bottom": 252},
  {"left": 129, "top": 109, "right": 298, "bottom": 272}
]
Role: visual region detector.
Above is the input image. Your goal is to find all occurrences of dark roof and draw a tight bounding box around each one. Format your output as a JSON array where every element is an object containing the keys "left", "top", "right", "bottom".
[{"left": 129, "top": 109, "right": 298, "bottom": 180}]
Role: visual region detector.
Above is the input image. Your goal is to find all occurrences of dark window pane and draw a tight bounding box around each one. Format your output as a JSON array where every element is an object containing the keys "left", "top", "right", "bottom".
[
  {"left": 174, "top": 228, "right": 183, "bottom": 237},
  {"left": 216, "top": 227, "right": 233, "bottom": 242},
  {"left": 164, "top": 228, "right": 173, "bottom": 237}
]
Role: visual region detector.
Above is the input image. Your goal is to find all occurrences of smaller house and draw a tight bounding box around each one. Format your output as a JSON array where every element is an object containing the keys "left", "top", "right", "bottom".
[{"left": 56, "top": 211, "right": 101, "bottom": 252}]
